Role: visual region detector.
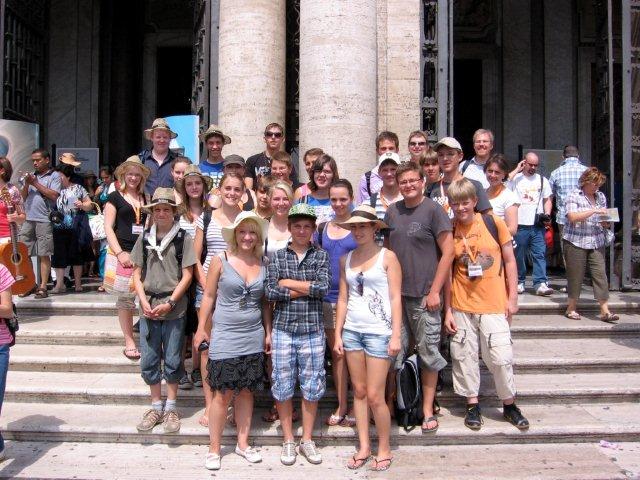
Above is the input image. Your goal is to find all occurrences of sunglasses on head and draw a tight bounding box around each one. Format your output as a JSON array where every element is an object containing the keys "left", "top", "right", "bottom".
[{"left": 265, "top": 131, "right": 283, "bottom": 138}]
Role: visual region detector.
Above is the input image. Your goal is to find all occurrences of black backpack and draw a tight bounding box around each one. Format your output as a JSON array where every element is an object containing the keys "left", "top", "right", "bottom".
[
  {"left": 395, "top": 353, "right": 424, "bottom": 432},
  {"left": 200, "top": 209, "right": 212, "bottom": 264},
  {"left": 141, "top": 228, "right": 187, "bottom": 281}
]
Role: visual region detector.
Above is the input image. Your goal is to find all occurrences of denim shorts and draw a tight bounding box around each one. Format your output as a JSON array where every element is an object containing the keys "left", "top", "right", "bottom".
[{"left": 342, "top": 329, "right": 391, "bottom": 360}]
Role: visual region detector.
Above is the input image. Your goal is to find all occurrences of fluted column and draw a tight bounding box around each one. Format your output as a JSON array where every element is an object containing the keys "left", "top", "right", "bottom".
[
  {"left": 218, "top": 0, "right": 286, "bottom": 157},
  {"left": 299, "top": 0, "right": 378, "bottom": 187}
]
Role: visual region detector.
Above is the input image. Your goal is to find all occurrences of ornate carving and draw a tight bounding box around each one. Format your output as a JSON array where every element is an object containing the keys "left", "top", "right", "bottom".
[
  {"left": 191, "top": 0, "right": 209, "bottom": 128},
  {"left": 453, "top": 0, "right": 495, "bottom": 42},
  {"left": 285, "top": 0, "right": 300, "bottom": 150},
  {"left": 421, "top": 1, "right": 439, "bottom": 142}
]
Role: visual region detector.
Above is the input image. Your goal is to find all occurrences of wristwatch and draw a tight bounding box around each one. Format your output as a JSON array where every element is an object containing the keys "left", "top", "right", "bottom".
[{"left": 166, "top": 299, "right": 177, "bottom": 311}]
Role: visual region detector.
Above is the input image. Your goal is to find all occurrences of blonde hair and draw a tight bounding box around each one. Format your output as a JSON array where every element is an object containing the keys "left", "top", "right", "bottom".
[
  {"left": 118, "top": 164, "right": 147, "bottom": 195},
  {"left": 227, "top": 218, "right": 264, "bottom": 257},
  {"left": 271, "top": 151, "right": 292, "bottom": 169},
  {"left": 579, "top": 167, "right": 606, "bottom": 188},
  {"left": 270, "top": 180, "right": 294, "bottom": 202},
  {"left": 446, "top": 178, "right": 477, "bottom": 204},
  {"left": 420, "top": 150, "right": 439, "bottom": 166}
]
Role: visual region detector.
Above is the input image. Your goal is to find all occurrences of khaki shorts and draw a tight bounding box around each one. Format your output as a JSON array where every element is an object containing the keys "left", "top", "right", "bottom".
[
  {"left": 322, "top": 302, "right": 336, "bottom": 329},
  {"left": 115, "top": 294, "right": 136, "bottom": 310},
  {"left": 19, "top": 220, "right": 54, "bottom": 257}
]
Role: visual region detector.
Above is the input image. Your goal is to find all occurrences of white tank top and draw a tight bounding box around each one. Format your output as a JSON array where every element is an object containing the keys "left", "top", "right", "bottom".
[{"left": 344, "top": 248, "right": 392, "bottom": 336}]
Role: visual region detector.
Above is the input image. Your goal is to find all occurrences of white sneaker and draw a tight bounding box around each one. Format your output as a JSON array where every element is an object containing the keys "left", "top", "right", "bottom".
[
  {"left": 536, "top": 282, "right": 554, "bottom": 296},
  {"left": 205, "top": 452, "right": 221, "bottom": 470},
  {"left": 517, "top": 283, "right": 525, "bottom": 294},
  {"left": 299, "top": 440, "right": 322, "bottom": 465},
  {"left": 280, "top": 441, "right": 297, "bottom": 466},
  {"left": 235, "top": 444, "right": 262, "bottom": 463}
]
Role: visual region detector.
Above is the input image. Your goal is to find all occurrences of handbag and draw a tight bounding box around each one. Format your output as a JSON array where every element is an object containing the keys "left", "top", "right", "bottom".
[
  {"left": 88, "top": 202, "right": 106, "bottom": 240},
  {"left": 103, "top": 247, "right": 135, "bottom": 294},
  {"left": 533, "top": 175, "right": 551, "bottom": 227}
]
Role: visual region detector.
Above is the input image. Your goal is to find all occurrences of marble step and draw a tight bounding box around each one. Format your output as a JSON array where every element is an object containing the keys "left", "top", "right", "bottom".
[
  {"left": 2, "top": 401, "right": 639, "bottom": 447},
  {"left": 9, "top": 337, "right": 640, "bottom": 374},
  {"left": 6, "top": 370, "right": 640, "bottom": 407}
]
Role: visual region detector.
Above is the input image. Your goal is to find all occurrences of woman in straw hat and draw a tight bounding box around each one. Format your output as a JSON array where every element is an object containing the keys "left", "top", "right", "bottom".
[
  {"left": 174, "top": 165, "right": 212, "bottom": 394},
  {"left": 104, "top": 155, "right": 150, "bottom": 360},
  {"left": 333, "top": 204, "right": 402, "bottom": 472},
  {"left": 194, "top": 211, "right": 271, "bottom": 470}
]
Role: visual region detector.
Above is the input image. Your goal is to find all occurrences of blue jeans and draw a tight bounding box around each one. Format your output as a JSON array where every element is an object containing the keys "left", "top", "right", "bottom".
[
  {"left": 0, "top": 344, "right": 9, "bottom": 451},
  {"left": 515, "top": 225, "right": 548, "bottom": 288},
  {"left": 139, "top": 316, "right": 186, "bottom": 385}
]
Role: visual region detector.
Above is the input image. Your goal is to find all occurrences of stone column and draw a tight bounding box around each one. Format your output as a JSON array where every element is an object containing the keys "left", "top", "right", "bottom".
[
  {"left": 217, "top": 0, "right": 286, "bottom": 158},
  {"left": 299, "top": 0, "right": 378, "bottom": 187}
]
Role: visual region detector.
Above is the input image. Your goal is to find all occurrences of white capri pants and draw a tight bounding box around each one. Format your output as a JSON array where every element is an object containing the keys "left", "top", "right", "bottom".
[{"left": 449, "top": 310, "right": 517, "bottom": 400}]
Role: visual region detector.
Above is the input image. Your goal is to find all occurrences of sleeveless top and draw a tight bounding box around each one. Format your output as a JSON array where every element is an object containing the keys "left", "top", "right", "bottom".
[
  {"left": 209, "top": 255, "right": 266, "bottom": 360},
  {"left": 321, "top": 226, "right": 357, "bottom": 303},
  {"left": 344, "top": 248, "right": 392, "bottom": 336}
]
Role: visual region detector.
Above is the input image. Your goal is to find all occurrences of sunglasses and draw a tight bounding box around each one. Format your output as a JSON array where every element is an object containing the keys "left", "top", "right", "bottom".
[
  {"left": 265, "top": 131, "right": 283, "bottom": 138},
  {"left": 409, "top": 141, "right": 427, "bottom": 147},
  {"left": 356, "top": 272, "right": 364, "bottom": 296}
]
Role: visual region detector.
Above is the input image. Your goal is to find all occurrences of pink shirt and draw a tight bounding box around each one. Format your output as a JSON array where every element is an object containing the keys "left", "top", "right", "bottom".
[{"left": 0, "top": 264, "right": 15, "bottom": 345}]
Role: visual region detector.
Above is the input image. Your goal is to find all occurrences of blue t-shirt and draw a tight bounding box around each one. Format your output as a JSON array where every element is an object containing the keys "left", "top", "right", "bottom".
[
  {"left": 318, "top": 226, "right": 357, "bottom": 303},
  {"left": 199, "top": 160, "right": 225, "bottom": 190},
  {"left": 299, "top": 195, "right": 333, "bottom": 224}
]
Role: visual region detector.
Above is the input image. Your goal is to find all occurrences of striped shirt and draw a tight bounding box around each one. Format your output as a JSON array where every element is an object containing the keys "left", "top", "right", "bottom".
[
  {"left": 549, "top": 158, "right": 588, "bottom": 225},
  {"left": 195, "top": 215, "right": 228, "bottom": 275},
  {"left": 562, "top": 189, "right": 609, "bottom": 249},
  {"left": 0, "top": 264, "right": 15, "bottom": 345}
]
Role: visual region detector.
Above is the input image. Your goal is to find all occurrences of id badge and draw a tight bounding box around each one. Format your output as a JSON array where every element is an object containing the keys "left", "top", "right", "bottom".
[
  {"left": 132, "top": 224, "right": 144, "bottom": 235},
  {"left": 468, "top": 263, "right": 483, "bottom": 278}
]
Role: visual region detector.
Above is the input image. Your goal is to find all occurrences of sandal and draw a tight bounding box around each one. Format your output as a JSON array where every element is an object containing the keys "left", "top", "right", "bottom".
[
  {"left": 421, "top": 416, "right": 439, "bottom": 433},
  {"left": 325, "top": 414, "right": 345, "bottom": 426},
  {"left": 123, "top": 347, "right": 141, "bottom": 360},
  {"left": 97, "top": 285, "right": 106, "bottom": 293},
  {"left": 347, "top": 455, "right": 371, "bottom": 470},
  {"left": 34, "top": 287, "right": 48, "bottom": 299},
  {"left": 370, "top": 457, "right": 393, "bottom": 472},
  {"left": 339, "top": 415, "right": 356, "bottom": 427},
  {"left": 564, "top": 311, "right": 581, "bottom": 320},
  {"left": 600, "top": 313, "right": 619, "bottom": 323},
  {"left": 261, "top": 405, "right": 279, "bottom": 423}
]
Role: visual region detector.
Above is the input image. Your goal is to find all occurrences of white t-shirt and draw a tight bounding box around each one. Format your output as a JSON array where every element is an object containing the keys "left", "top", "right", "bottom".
[
  {"left": 460, "top": 157, "right": 490, "bottom": 189},
  {"left": 508, "top": 173, "right": 552, "bottom": 226},
  {"left": 488, "top": 186, "right": 520, "bottom": 220}
]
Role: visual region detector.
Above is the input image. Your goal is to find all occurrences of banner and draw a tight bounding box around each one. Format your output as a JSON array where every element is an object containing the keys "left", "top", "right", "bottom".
[
  {"left": 0, "top": 120, "right": 39, "bottom": 183},
  {"left": 165, "top": 115, "right": 199, "bottom": 164}
]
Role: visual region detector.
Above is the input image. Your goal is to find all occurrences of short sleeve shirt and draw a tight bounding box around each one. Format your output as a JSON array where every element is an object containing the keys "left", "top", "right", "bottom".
[
  {"left": 384, "top": 198, "right": 452, "bottom": 298},
  {"left": 508, "top": 173, "right": 552, "bottom": 226},
  {"left": 130, "top": 229, "right": 197, "bottom": 321},
  {"left": 425, "top": 178, "right": 492, "bottom": 219},
  {"left": 0, "top": 264, "right": 15, "bottom": 345},
  {"left": 487, "top": 186, "right": 520, "bottom": 220},
  {"left": 452, "top": 213, "right": 512, "bottom": 314},
  {"left": 199, "top": 160, "right": 225, "bottom": 190},
  {"left": 24, "top": 170, "right": 62, "bottom": 222}
]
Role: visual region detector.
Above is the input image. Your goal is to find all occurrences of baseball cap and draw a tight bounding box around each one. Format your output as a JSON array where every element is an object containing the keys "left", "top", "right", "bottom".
[
  {"left": 223, "top": 154, "right": 245, "bottom": 167},
  {"left": 377, "top": 152, "right": 401, "bottom": 167},
  {"left": 288, "top": 203, "right": 317, "bottom": 220},
  {"left": 434, "top": 137, "right": 463, "bottom": 151}
]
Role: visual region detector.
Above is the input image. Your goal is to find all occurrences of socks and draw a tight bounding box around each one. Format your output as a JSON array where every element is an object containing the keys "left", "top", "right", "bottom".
[
  {"left": 165, "top": 399, "right": 177, "bottom": 412},
  {"left": 152, "top": 400, "right": 163, "bottom": 413}
]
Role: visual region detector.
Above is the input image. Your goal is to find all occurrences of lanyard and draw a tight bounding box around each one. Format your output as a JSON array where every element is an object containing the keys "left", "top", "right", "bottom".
[{"left": 460, "top": 219, "right": 478, "bottom": 264}]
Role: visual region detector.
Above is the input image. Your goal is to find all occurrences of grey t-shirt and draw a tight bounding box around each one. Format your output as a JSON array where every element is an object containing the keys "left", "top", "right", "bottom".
[
  {"left": 425, "top": 178, "right": 492, "bottom": 219},
  {"left": 384, "top": 198, "right": 452, "bottom": 298},
  {"left": 130, "top": 229, "right": 197, "bottom": 321},
  {"left": 24, "top": 170, "right": 62, "bottom": 222}
]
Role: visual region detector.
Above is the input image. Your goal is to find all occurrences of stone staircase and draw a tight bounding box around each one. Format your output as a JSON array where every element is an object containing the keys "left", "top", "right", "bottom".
[{"left": 3, "top": 292, "right": 640, "bottom": 447}]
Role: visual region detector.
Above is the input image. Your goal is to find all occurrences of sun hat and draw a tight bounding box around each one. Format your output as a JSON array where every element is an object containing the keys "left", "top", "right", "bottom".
[
  {"left": 199, "top": 124, "right": 231, "bottom": 144},
  {"left": 175, "top": 164, "right": 213, "bottom": 193},
  {"left": 142, "top": 187, "right": 178, "bottom": 212},
  {"left": 114, "top": 155, "right": 151, "bottom": 183},
  {"left": 223, "top": 154, "right": 245, "bottom": 167},
  {"left": 337, "top": 204, "right": 389, "bottom": 230},
  {"left": 221, "top": 210, "right": 269, "bottom": 255},
  {"left": 433, "top": 137, "right": 463, "bottom": 151},
  {"left": 58, "top": 152, "right": 81, "bottom": 167},
  {"left": 377, "top": 152, "right": 401, "bottom": 167},
  {"left": 288, "top": 203, "right": 317, "bottom": 221},
  {"left": 144, "top": 118, "right": 178, "bottom": 140}
]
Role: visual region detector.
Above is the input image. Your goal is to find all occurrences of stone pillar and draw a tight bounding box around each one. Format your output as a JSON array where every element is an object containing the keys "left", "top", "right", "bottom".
[
  {"left": 299, "top": 0, "right": 378, "bottom": 187},
  {"left": 217, "top": 0, "right": 286, "bottom": 158}
]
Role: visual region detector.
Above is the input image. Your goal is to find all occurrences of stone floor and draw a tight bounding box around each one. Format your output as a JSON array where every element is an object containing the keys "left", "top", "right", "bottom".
[{"left": 0, "top": 441, "right": 638, "bottom": 479}]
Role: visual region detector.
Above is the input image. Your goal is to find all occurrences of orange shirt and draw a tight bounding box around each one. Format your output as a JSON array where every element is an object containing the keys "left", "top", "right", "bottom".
[{"left": 452, "top": 213, "right": 512, "bottom": 314}]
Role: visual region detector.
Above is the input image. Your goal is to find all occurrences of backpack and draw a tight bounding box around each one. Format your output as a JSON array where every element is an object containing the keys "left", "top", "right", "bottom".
[
  {"left": 316, "top": 221, "right": 327, "bottom": 248},
  {"left": 460, "top": 159, "right": 472, "bottom": 175},
  {"left": 365, "top": 171, "right": 372, "bottom": 197},
  {"left": 395, "top": 353, "right": 424, "bottom": 432},
  {"left": 141, "top": 228, "right": 187, "bottom": 281},
  {"left": 200, "top": 209, "right": 212, "bottom": 264}
]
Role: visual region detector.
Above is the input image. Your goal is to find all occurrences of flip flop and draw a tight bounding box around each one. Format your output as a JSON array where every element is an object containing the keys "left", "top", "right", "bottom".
[
  {"left": 347, "top": 455, "right": 371, "bottom": 470},
  {"left": 123, "top": 347, "right": 141, "bottom": 360},
  {"left": 339, "top": 415, "right": 357, "bottom": 427},
  {"left": 325, "top": 414, "right": 345, "bottom": 426},
  {"left": 370, "top": 457, "right": 393, "bottom": 471},
  {"left": 600, "top": 313, "right": 619, "bottom": 323},
  {"left": 421, "top": 416, "right": 439, "bottom": 433},
  {"left": 564, "top": 311, "right": 581, "bottom": 320}
]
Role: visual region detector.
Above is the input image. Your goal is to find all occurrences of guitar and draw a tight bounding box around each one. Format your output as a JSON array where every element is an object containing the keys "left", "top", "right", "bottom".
[{"left": 0, "top": 187, "right": 36, "bottom": 294}]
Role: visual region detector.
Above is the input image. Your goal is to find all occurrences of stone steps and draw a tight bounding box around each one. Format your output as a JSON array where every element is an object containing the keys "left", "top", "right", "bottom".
[{"left": 3, "top": 401, "right": 640, "bottom": 447}]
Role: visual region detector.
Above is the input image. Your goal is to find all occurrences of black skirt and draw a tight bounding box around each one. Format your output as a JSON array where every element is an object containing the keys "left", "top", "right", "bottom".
[{"left": 206, "top": 352, "right": 266, "bottom": 393}]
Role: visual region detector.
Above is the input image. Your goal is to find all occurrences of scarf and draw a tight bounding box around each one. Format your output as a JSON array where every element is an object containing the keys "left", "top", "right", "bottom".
[{"left": 145, "top": 223, "right": 180, "bottom": 261}]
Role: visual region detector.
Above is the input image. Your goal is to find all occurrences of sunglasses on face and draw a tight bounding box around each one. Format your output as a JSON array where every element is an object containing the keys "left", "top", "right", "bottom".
[
  {"left": 409, "top": 141, "right": 427, "bottom": 147},
  {"left": 265, "top": 131, "right": 283, "bottom": 138}
]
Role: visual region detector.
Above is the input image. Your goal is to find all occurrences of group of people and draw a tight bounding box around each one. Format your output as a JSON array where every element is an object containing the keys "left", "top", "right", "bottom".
[{"left": 0, "top": 118, "right": 619, "bottom": 471}]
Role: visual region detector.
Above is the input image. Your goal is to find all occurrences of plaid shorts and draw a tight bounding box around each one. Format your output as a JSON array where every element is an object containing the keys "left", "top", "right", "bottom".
[{"left": 271, "top": 328, "right": 326, "bottom": 402}]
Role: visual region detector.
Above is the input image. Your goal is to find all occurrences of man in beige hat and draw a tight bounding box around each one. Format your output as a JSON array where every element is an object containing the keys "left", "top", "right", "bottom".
[
  {"left": 245, "top": 123, "right": 298, "bottom": 191},
  {"left": 140, "top": 118, "right": 178, "bottom": 196},
  {"left": 199, "top": 124, "right": 230, "bottom": 191}
]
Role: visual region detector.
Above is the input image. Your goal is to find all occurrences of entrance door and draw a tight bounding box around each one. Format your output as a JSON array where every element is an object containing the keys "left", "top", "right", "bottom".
[{"left": 453, "top": 58, "right": 483, "bottom": 157}]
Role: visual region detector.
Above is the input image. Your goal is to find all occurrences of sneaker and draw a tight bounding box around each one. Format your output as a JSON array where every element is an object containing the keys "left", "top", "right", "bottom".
[
  {"left": 535, "top": 282, "right": 554, "bottom": 296},
  {"left": 178, "top": 373, "right": 193, "bottom": 390},
  {"left": 191, "top": 368, "right": 203, "bottom": 387},
  {"left": 235, "top": 444, "right": 262, "bottom": 463},
  {"left": 464, "top": 404, "right": 483, "bottom": 431},
  {"left": 280, "top": 441, "right": 297, "bottom": 466},
  {"left": 503, "top": 404, "right": 530, "bottom": 430},
  {"left": 136, "top": 409, "right": 163, "bottom": 432},
  {"left": 205, "top": 452, "right": 221, "bottom": 470},
  {"left": 163, "top": 410, "right": 181, "bottom": 434},
  {"left": 299, "top": 440, "right": 322, "bottom": 465},
  {"left": 517, "top": 283, "right": 525, "bottom": 294}
]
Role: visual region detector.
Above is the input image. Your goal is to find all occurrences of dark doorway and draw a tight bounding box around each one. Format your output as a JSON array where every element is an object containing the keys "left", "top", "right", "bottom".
[
  {"left": 453, "top": 58, "right": 483, "bottom": 158},
  {"left": 156, "top": 47, "right": 192, "bottom": 117}
]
